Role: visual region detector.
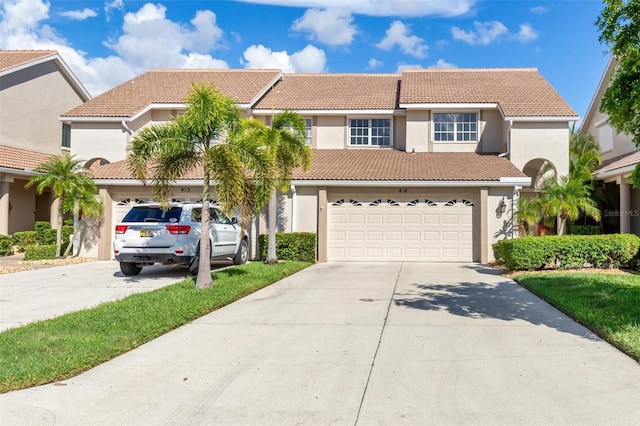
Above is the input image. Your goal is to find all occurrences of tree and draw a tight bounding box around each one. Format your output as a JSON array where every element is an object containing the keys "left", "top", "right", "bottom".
[
  {"left": 596, "top": 1, "right": 640, "bottom": 184},
  {"left": 26, "top": 152, "right": 103, "bottom": 258},
  {"left": 236, "top": 112, "right": 311, "bottom": 263},
  {"left": 515, "top": 197, "right": 540, "bottom": 236},
  {"left": 128, "top": 82, "right": 271, "bottom": 289},
  {"left": 538, "top": 176, "right": 601, "bottom": 235},
  {"left": 569, "top": 127, "right": 601, "bottom": 184}
]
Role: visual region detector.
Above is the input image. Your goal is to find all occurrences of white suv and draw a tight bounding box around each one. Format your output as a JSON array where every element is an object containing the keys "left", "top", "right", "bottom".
[{"left": 113, "top": 202, "right": 248, "bottom": 276}]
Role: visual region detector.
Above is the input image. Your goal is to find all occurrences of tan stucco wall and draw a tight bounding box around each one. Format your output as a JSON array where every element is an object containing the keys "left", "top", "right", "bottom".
[
  {"left": 509, "top": 121, "right": 570, "bottom": 178},
  {"left": 405, "top": 110, "right": 429, "bottom": 152},
  {"left": 1, "top": 61, "right": 85, "bottom": 155},
  {"left": 394, "top": 115, "right": 407, "bottom": 151},
  {"left": 71, "top": 122, "right": 128, "bottom": 164},
  {"left": 480, "top": 110, "right": 504, "bottom": 153},
  {"left": 294, "top": 187, "right": 319, "bottom": 233},
  {"left": 486, "top": 187, "right": 516, "bottom": 261},
  {"left": 584, "top": 110, "right": 636, "bottom": 160},
  {"left": 316, "top": 116, "right": 346, "bottom": 149},
  {"left": 8, "top": 179, "right": 35, "bottom": 234}
]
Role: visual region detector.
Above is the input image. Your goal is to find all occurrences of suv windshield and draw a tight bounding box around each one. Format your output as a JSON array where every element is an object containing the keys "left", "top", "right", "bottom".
[{"left": 122, "top": 206, "right": 183, "bottom": 223}]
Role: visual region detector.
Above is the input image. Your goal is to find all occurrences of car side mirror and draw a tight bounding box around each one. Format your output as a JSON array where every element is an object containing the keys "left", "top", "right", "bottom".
[{"left": 231, "top": 217, "right": 238, "bottom": 224}]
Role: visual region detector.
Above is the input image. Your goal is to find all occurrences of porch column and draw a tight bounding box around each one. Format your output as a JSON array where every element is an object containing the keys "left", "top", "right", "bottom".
[
  {"left": 480, "top": 187, "right": 488, "bottom": 264},
  {"left": 97, "top": 188, "right": 113, "bottom": 261},
  {"left": 0, "top": 182, "right": 9, "bottom": 235},
  {"left": 620, "top": 181, "right": 631, "bottom": 234},
  {"left": 317, "top": 187, "right": 327, "bottom": 263}
]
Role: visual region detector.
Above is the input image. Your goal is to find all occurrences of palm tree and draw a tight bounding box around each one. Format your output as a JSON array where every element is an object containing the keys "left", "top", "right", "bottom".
[
  {"left": 538, "top": 175, "right": 601, "bottom": 235},
  {"left": 128, "top": 82, "right": 271, "bottom": 289},
  {"left": 26, "top": 152, "right": 103, "bottom": 258},
  {"left": 515, "top": 197, "right": 539, "bottom": 236},
  {"left": 569, "top": 127, "right": 601, "bottom": 183},
  {"left": 236, "top": 113, "right": 311, "bottom": 263}
]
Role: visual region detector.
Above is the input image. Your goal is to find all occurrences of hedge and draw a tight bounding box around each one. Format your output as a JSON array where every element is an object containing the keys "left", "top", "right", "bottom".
[
  {"left": 493, "top": 234, "right": 640, "bottom": 271},
  {"left": 567, "top": 224, "right": 601, "bottom": 235},
  {"left": 258, "top": 232, "right": 316, "bottom": 263},
  {"left": 24, "top": 244, "right": 57, "bottom": 261},
  {"left": 0, "top": 234, "right": 12, "bottom": 256},
  {"left": 12, "top": 231, "right": 38, "bottom": 252}
]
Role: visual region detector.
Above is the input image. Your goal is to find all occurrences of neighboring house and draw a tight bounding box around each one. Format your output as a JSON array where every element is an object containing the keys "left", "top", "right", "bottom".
[
  {"left": 0, "top": 50, "right": 91, "bottom": 235},
  {"left": 582, "top": 57, "right": 640, "bottom": 235},
  {"left": 62, "top": 68, "right": 577, "bottom": 263}
]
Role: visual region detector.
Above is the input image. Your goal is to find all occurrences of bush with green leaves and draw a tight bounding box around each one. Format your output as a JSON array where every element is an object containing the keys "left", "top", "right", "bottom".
[
  {"left": 493, "top": 234, "right": 640, "bottom": 271},
  {"left": 24, "top": 244, "right": 57, "bottom": 261},
  {"left": 34, "top": 221, "right": 51, "bottom": 244},
  {"left": 258, "top": 232, "right": 316, "bottom": 263},
  {"left": 12, "top": 231, "right": 38, "bottom": 252},
  {"left": 0, "top": 234, "right": 12, "bottom": 256},
  {"left": 567, "top": 224, "right": 601, "bottom": 235}
]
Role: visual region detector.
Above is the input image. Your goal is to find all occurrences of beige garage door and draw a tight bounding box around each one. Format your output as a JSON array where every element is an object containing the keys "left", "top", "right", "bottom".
[{"left": 328, "top": 196, "right": 474, "bottom": 262}]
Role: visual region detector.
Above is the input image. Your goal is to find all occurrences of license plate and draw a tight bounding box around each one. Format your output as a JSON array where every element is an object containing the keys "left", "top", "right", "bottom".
[{"left": 140, "top": 230, "right": 154, "bottom": 238}]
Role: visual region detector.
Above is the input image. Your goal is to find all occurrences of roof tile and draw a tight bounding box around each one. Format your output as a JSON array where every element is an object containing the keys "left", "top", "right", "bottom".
[
  {"left": 0, "top": 50, "right": 57, "bottom": 73},
  {"left": 0, "top": 145, "right": 54, "bottom": 171}
]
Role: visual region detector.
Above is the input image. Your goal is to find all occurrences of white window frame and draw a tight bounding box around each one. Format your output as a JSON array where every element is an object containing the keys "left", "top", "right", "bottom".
[
  {"left": 304, "top": 117, "right": 312, "bottom": 145},
  {"left": 432, "top": 111, "right": 479, "bottom": 143},
  {"left": 347, "top": 116, "right": 393, "bottom": 147}
]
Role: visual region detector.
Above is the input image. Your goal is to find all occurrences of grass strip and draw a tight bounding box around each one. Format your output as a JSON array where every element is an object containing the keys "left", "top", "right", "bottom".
[
  {"left": 0, "top": 261, "right": 310, "bottom": 393},
  {"left": 514, "top": 272, "right": 640, "bottom": 360}
]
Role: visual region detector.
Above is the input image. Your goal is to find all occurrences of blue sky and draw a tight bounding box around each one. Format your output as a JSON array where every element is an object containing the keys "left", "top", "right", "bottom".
[{"left": 0, "top": 0, "right": 610, "bottom": 120}]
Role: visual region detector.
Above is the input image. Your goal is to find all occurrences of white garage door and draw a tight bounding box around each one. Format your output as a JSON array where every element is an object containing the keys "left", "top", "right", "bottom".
[{"left": 328, "top": 196, "right": 474, "bottom": 262}]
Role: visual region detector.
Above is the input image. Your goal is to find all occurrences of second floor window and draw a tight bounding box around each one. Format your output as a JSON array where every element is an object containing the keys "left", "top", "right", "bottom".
[
  {"left": 304, "top": 118, "right": 312, "bottom": 145},
  {"left": 433, "top": 113, "right": 478, "bottom": 142},
  {"left": 349, "top": 118, "right": 391, "bottom": 146},
  {"left": 61, "top": 123, "right": 71, "bottom": 148}
]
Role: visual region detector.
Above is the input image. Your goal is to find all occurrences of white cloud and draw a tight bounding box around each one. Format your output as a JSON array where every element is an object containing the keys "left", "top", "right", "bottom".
[
  {"left": 428, "top": 59, "right": 458, "bottom": 69},
  {"left": 233, "top": 0, "right": 475, "bottom": 17},
  {"left": 376, "top": 20, "right": 427, "bottom": 58},
  {"left": 530, "top": 6, "right": 548, "bottom": 15},
  {"left": 395, "top": 62, "right": 423, "bottom": 72},
  {"left": 60, "top": 8, "right": 97, "bottom": 21},
  {"left": 517, "top": 23, "right": 538, "bottom": 43},
  {"left": 451, "top": 21, "right": 508, "bottom": 45},
  {"left": 368, "top": 58, "right": 383, "bottom": 69},
  {"left": 104, "top": 0, "right": 123, "bottom": 20},
  {"left": 0, "top": 0, "right": 230, "bottom": 96},
  {"left": 291, "top": 8, "right": 357, "bottom": 46},
  {"left": 242, "top": 44, "right": 326, "bottom": 73}
]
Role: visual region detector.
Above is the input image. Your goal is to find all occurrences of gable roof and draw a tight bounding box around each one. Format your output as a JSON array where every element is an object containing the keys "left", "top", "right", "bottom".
[
  {"left": 0, "top": 50, "right": 91, "bottom": 101},
  {"left": 62, "top": 69, "right": 283, "bottom": 119},
  {"left": 0, "top": 145, "right": 53, "bottom": 173},
  {"left": 252, "top": 74, "right": 401, "bottom": 111},
  {"left": 89, "top": 150, "right": 527, "bottom": 184},
  {"left": 593, "top": 149, "right": 640, "bottom": 177},
  {"left": 579, "top": 57, "right": 615, "bottom": 134},
  {"left": 400, "top": 68, "right": 577, "bottom": 119}
]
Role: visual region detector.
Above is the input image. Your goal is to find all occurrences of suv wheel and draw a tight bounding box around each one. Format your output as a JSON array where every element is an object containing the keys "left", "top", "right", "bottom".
[
  {"left": 233, "top": 240, "right": 248, "bottom": 265},
  {"left": 120, "top": 262, "right": 142, "bottom": 276}
]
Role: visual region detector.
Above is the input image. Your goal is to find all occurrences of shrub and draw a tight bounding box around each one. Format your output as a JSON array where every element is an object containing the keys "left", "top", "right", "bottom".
[
  {"left": 567, "top": 224, "right": 601, "bottom": 235},
  {"left": 24, "top": 244, "right": 57, "bottom": 261},
  {"left": 493, "top": 234, "right": 640, "bottom": 271},
  {"left": 34, "top": 221, "right": 51, "bottom": 244},
  {"left": 258, "top": 232, "right": 316, "bottom": 263},
  {"left": 0, "top": 234, "right": 12, "bottom": 256},
  {"left": 12, "top": 231, "right": 38, "bottom": 252}
]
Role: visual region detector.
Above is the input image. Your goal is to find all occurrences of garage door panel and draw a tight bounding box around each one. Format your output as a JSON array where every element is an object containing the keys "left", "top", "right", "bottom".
[{"left": 328, "top": 196, "right": 474, "bottom": 262}]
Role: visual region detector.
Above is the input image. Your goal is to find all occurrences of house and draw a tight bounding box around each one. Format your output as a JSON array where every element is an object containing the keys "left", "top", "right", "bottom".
[
  {"left": 0, "top": 50, "right": 91, "bottom": 235},
  {"left": 61, "top": 68, "right": 577, "bottom": 263},
  {"left": 581, "top": 57, "right": 640, "bottom": 235}
]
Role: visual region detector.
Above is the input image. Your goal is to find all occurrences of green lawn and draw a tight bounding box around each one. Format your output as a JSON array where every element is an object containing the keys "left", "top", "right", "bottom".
[
  {"left": 0, "top": 261, "right": 310, "bottom": 393},
  {"left": 514, "top": 272, "right": 640, "bottom": 360}
]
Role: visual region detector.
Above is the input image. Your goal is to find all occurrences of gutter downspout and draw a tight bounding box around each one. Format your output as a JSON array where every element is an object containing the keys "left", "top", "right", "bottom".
[
  {"left": 290, "top": 184, "right": 297, "bottom": 232},
  {"left": 498, "top": 120, "right": 513, "bottom": 158},
  {"left": 121, "top": 120, "right": 133, "bottom": 135}
]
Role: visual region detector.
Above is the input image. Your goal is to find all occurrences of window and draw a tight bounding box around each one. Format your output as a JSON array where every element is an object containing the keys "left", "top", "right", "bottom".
[
  {"left": 304, "top": 118, "right": 312, "bottom": 145},
  {"left": 61, "top": 123, "right": 71, "bottom": 148},
  {"left": 349, "top": 118, "right": 391, "bottom": 146},
  {"left": 433, "top": 113, "right": 477, "bottom": 142}
]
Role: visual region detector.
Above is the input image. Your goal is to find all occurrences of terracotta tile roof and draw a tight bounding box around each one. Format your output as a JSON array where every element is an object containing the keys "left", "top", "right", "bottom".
[
  {"left": 594, "top": 150, "right": 640, "bottom": 175},
  {"left": 62, "top": 69, "right": 282, "bottom": 118},
  {"left": 91, "top": 149, "right": 526, "bottom": 182},
  {"left": 0, "top": 50, "right": 57, "bottom": 73},
  {"left": 252, "top": 74, "right": 401, "bottom": 110},
  {"left": 400, "top": 68, "right": 577, "bottom": 118},
  {"left": 0, "top": 145, "right": 54, "bottom": 172}
]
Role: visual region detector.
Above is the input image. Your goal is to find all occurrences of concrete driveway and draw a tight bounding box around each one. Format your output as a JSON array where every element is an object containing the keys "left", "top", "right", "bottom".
[{"left": 1, "top": 262, "right": 639, "bottom": 425}]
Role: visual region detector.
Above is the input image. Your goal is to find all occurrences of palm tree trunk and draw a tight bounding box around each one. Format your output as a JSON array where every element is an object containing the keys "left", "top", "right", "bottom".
[
  {"left": 56, "top": 197, "right": 64, "bottom": 258},
  {"left": 266, "top": 191, "right": 278, "bottom": 264},
  {"left": 195, "top": 173, "right": 213, "bottom": 289}
]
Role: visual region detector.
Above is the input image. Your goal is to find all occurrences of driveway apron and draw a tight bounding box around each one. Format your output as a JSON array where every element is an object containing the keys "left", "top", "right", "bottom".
[{"left": 0, "top": 262, "right": 638, "bottom": 425}]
